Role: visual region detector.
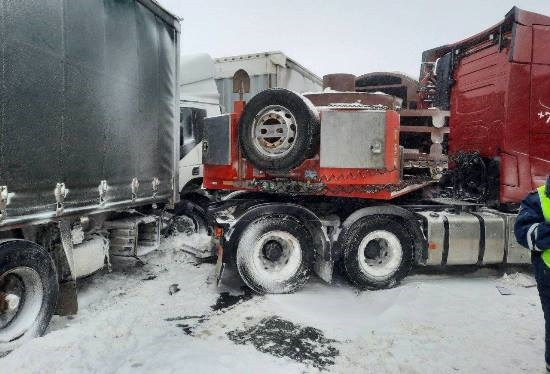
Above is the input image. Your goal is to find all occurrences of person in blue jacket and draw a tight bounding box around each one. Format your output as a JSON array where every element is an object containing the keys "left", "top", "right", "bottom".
[{"left": 515, "top": 176, "right": 550, "bottom": 372}]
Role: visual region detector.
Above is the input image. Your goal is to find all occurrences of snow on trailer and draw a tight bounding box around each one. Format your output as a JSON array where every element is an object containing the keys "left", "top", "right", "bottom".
[
  {"left": 0, "top": 0, "right": 180, "bottom": 352},
  {"left": 202, "top": 7, "right": 550, "bottom": 295}
]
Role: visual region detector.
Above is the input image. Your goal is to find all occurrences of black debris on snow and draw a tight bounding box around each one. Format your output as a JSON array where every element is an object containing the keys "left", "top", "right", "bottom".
[{"left": 227, "top": 316, "right": 339, "bottom": 370}]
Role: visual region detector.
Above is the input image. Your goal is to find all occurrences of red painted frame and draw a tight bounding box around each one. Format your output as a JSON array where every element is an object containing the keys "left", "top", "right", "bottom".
[{"left": 203, "top": 107, "right": 420, "bottom": 200}]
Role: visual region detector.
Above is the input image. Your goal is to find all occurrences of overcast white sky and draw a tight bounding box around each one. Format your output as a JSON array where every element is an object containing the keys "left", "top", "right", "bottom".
[{"left": 157, "top": 0, "right": 550, "bottom": 79}]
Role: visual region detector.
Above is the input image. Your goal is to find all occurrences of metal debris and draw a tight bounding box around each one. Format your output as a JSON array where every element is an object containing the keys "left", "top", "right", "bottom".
[{"left": 169, "top": 284, "right": 180, "bottom": 295}]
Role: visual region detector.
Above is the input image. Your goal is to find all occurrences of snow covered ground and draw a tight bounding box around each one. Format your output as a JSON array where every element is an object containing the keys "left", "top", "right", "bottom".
[{"left": 0, "top": 234, "right": 546, "bottom": 373}]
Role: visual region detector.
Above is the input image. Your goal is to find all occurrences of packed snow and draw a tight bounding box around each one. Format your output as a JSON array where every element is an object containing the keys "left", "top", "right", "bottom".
[{"left": 0, "top": 234, "right": 545, "bottom": 373}]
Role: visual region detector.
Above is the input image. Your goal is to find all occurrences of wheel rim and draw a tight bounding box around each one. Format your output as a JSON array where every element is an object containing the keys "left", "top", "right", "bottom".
[
  {"left": 251, "top": 105, "right": 297, "bottom": 159},
  {"left": 252, "top": 230, "right": 302, "bottom": 282},
  {"left": 0, "top": 267, "right": 44, "bottom": 343},
  {"left": 357, "top": 230, "right": 402, "bottom": 278}
]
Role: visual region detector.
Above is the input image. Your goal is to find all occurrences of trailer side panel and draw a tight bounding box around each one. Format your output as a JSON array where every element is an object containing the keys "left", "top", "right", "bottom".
[{"left": 0, "top": 0, "right": 179, "bottom": 225}]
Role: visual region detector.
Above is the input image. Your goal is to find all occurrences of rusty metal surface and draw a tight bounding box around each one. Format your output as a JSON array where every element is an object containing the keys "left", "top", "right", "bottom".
[
  {"left": 322, "top": 74, "right": 356, "bottom": 91},
  {"left": 356, "top": 72, "right": 420, "bottom": 109},
  {"left": 399, "top": 109, "right": 449, "bottom": 128},
  {"left": 304, "top": 92, "right": 400, "bottom": 108},
  {"left": 398, "top": 108, "right": 450, "bottom": 174},
  {"left": 233, "top": 69, "right": 251, "bottom": 94}
]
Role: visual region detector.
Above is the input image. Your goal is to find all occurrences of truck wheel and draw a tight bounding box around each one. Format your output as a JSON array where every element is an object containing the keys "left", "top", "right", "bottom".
[
  {"left": 173, "top": 194, "right": 210, "bottom": 235},
  {"left": 239, "top": 89, "right": 319, "bottom": 171},
  {"left": 236, "top": 215, "right": 312, "bottom": 294},
  {"left": 0, "top": 241, "right": 58, "bottom": 353},
  {"left": 341, "top": 217, "right": 413, "bottom": 290}
]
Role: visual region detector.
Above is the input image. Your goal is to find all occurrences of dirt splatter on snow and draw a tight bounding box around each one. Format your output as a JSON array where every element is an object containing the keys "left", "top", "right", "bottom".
[
  {"left": 176, "top": 323, "right": 195, "bottom": 335},
  {"left": 164, "top": 315, "right": 207, "bottom": 322},
  {"left": 227, "top": 316, "right": 340, "bottom": 370},
  {"left": 164, "top": 287, "right": 255, "bottom": 336},
  {"left": 211, "top": 289, "right": 254, "bottom": 311},
  {"left": 165, "top": 315, "right": 208, "bottom": 336}
]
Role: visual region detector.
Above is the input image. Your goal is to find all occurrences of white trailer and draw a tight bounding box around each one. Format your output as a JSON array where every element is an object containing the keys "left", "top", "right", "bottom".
[{"left": 215, "top": 51, "right": 322, "bottom": 113}]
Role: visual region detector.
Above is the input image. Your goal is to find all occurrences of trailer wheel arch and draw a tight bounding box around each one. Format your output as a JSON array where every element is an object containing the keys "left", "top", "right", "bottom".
[
  {"left": 225, "top": 203, "right": 329, "bottom": 264},
  {"left": 335, "top": 205, "right": 427, "bottom": 263}
]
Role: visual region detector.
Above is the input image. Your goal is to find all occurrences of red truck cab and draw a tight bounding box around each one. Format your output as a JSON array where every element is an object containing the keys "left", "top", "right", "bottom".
[{"left": 421, "top": 7, "right": 550, "bottom": 203}]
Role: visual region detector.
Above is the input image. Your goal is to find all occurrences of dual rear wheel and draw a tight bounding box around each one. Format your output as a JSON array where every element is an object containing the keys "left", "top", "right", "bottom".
[
  {"left": 341, "top": 217, "right": 414, "bottom": 290},
  {"left": 235, "top": 214, "right": 414, "bottom": 293},
  {"left": 236, "top": 215, "right": 312, "bottom": 294}
]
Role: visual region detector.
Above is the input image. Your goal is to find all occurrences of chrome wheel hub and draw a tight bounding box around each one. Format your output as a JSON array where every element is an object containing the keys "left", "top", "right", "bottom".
[
  {"left": 251, "top": 105, "right": 297, "bottom": 159},
  {"left": 253, "top": 231, "right": 302, "bottom": 279},
  {"left": 358, "top": 230, "right": 402, "bottom": 278}
]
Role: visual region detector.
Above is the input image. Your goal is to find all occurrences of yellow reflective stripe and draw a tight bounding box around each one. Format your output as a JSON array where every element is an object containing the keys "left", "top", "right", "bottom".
[
  {"left": 537, "top": 185, "right": 550, "bottom": 267},
  {"left": 543, "top": 250, "right": 550, "bottom": 268},
  {"left": 538, "top": 186, "right": 550, "bottom": 222}
]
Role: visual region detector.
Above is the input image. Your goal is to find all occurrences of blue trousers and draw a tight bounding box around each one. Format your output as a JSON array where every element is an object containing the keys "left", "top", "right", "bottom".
[{"left": 533, "top": 252, "right": 550, "bottom": 365}]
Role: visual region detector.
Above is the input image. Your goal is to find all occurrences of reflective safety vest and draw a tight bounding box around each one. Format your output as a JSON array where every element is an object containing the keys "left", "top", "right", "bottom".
[
  {"left": 537, "top": 185, "right": 550, "bottom": 266},
  {"left": 539, "top": 185, "right": 550, "bottom": 221}
]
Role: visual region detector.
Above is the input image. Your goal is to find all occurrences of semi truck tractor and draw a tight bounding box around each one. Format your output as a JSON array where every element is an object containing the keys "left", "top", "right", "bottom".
[
  {"left": 0, "top": 0, "right": 180, "bottom": 351},
  {"left": 203, "top": 7, "right": 550, "bottom": 294}
]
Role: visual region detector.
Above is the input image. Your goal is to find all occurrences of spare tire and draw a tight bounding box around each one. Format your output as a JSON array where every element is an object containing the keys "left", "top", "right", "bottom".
[{"left": 239, "top": 89, "right": 320, "bottom": 171}]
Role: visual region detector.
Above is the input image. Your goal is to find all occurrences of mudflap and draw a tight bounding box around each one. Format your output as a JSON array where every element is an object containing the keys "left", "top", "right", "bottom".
[
  {"left": 56, "top": 280, "right": 78, "bottom": 316},
  {"left": 214, "top": 241, "right": 226, "bottom": 286},
  {"left": 314, "top": 256, "right": 334, "bottom": 284},
  {"left": 56, "top": 219, "right": 78, "bottom": 315}
]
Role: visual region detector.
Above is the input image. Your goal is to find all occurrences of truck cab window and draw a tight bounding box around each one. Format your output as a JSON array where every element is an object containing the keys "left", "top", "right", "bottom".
[{"left": 180, "top": 107, "right": 206, "bottom": 160}]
